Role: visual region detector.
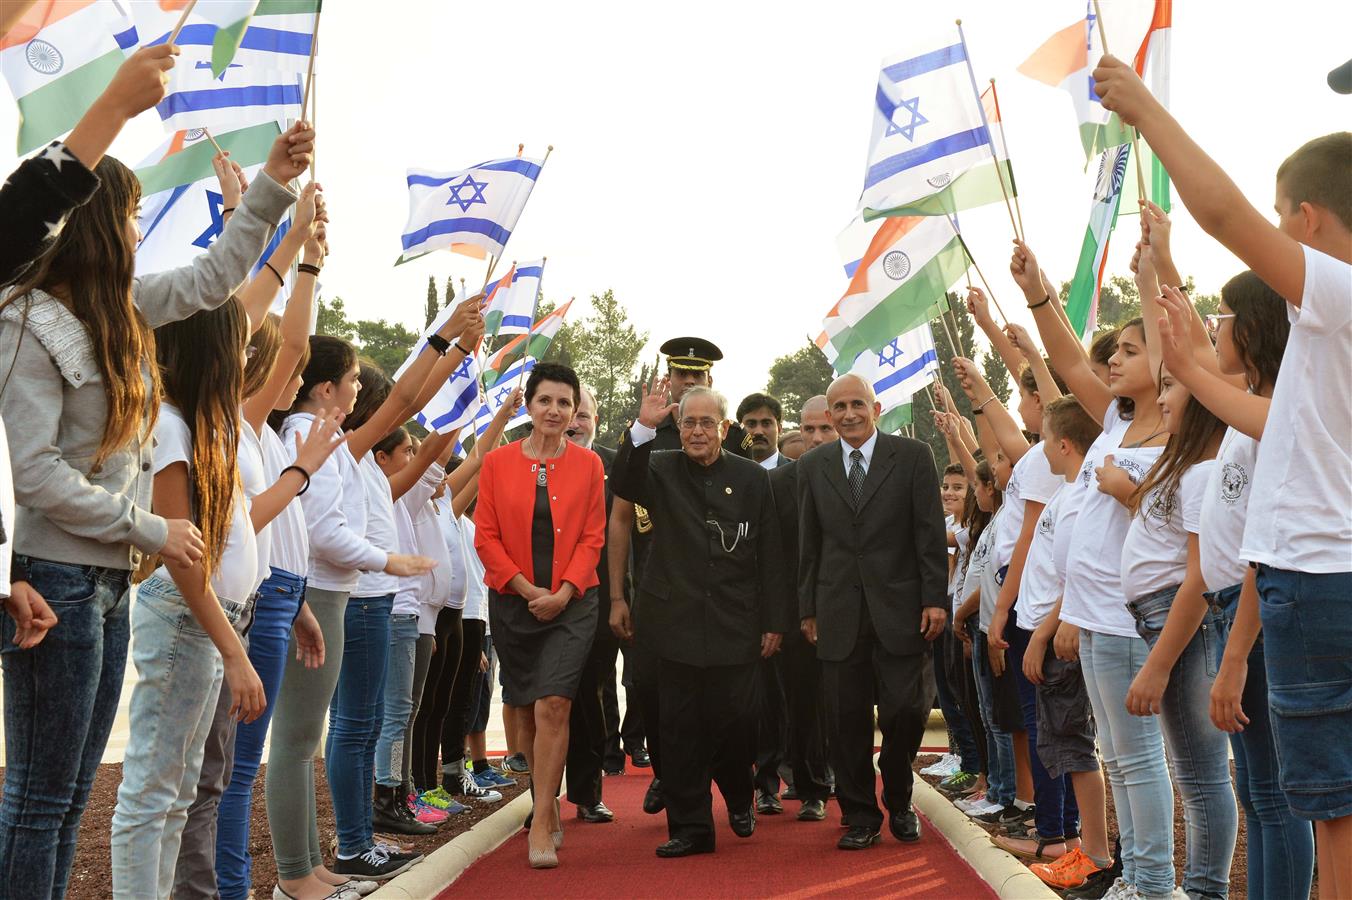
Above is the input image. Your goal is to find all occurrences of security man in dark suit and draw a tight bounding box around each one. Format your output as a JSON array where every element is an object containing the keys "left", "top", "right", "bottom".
[
  {"left": 765, "top": 394, "right": 836, "bottom": 823},
  {"left": 797, "top": 374, "right": 948, "bottom": 851},
  {"left": 563, "top": 388, "right": 623, "bottom": 824},
  {"left": 607, "top": 337, "right": 752, "bottom": 817},
  {"left": 611, "top": 379, "right": 791, "bottom": 858}
]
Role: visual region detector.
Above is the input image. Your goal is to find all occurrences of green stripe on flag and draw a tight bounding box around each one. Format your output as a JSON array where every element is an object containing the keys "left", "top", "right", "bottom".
[
  {"left": 863, "top": 160, "right": 1017, "bottom": 220},
  {"left": 1079, "top": 117, "right": 1134, "bottom": 164},
  {"left": 212, "top": 17, "right": 253, "bottom": 77},
  {"left": 828, "top": 242, "right": 965, "bottom": 374},
  {"left": 484, "top": 333, "right": 554, "bottom": 388},
  {"left": 15, "top": 49, "right": 125, "bottom": 154},
  {"left": 879, "top": 404, "right": 913, "bottom": 435},
  {"left": 254, "top": 0, "right": 322, "bottom": 14},
  {"left": 1065, "top": 227, "right": 1102, "bottom": 339},
  {"left": 1151, "top": 154, "right": 1171, "bottom": 214},
  {"left": 135, "top": 122, "right": 279, "bottom": 196}
]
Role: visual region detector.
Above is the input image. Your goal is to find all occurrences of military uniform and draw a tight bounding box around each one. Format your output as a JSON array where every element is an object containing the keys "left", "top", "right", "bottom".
[{"left": 612, "top": 424, "right": 792, "bottom": 850}]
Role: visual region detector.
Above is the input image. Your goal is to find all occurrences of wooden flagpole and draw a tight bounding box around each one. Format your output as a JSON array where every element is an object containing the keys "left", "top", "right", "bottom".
[
  {"left": 300, "top": 13, "right": 321, "bottom": 123},
  {"left": 947, "top": 306, "right": 969, "bottom": 358},
  {"left": 1091, "top": 0, "right": 1148, "bottom": 201},
  {"left": 936, "top": 309, "right": 961, "bottom": 360},
  {"left": 166, "top": 0, "right": 198, "bottom": 45},
  {"left": 946, "top": 214, "right": 1010, "bottom": 324},
  {"left": 955, "top": 19, "right": 1020, "bottom": 244},
  {"left": 988, "top": 78, "right": 1025, "bottom": 241},
  {"left": 202, "top": 127, "right": 225, "bottom": 157}
]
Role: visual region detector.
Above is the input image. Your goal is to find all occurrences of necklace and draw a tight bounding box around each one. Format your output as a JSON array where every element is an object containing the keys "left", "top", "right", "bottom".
[
  {"left": 1122, "top": 422, "right": 1167, "bottom": 449},
  {"left": 526, "top": 434, "right": 563, "bottom": 486}
]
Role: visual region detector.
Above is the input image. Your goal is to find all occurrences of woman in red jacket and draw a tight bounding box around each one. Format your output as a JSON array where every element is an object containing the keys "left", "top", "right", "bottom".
[{"left": 474, "top": 362, "right": 606, "bottom": 869}]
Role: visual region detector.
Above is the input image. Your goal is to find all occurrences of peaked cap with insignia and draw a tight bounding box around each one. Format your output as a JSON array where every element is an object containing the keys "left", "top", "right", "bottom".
[{"left": 660, "top": 336, "right": 723, "bottom": 373}]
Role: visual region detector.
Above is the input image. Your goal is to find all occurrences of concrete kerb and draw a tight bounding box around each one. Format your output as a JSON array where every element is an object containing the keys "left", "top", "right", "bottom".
[
  {"left": 910, "top": 776, "right": 1058, "bottom": 900},
  {"left": 370, "top": 789, "right": 532, "bottom": 899}
]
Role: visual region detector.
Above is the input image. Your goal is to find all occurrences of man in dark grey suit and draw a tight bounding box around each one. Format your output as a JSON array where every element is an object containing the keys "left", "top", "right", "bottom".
[{"left": 797, "top": 374, "right": 948, "bottom": 850}]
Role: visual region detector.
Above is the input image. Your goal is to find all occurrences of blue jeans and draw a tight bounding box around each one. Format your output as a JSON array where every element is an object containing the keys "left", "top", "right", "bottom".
[
  {"left": 1129, "top": 585, "right": 1236, "bottom": 898},
  {"left": 110, "top": 575, "right": 249, "bottom": 900},
  {"left": 934, "top": 628, "right": 980, "bottom": 774},
  {"left": 215, "top": 567, "right": 305, "bottom": 900},
  {"left": 1256, "top": 565, "right": 1352, "bottom": 821},
  {"left": 375, "top": 614, "right": 420, "bottom": 787},
  {"left": 1006, "top": 611, "right": 1078, "bottom": 840},
  {"left": 971, "top": 630, "right": 1015, "bottom": 808},
  {"left": 1210, "top": 582, "right": 1314, "bottom": 900},
  {"left": 326, "top": 593, "right": 392, "bottom": 855},
  {"left": 0, "top": 557, "right": 130, "bottom": 900},
  {"left": 1079, "top": 629, "right": 1174, "bottom": 898}
]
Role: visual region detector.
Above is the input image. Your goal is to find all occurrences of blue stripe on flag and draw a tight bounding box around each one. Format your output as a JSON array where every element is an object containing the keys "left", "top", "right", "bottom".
[
  {"left": 514, "top": 265, "right": 544, "bottom": 280},
  {"left": 158, "top": 83, "right": 303, "bottom": 116},
  {"left": 874, "top": 350, "right": 939, "bottom": 394},
  {"left": 843, "top": 257, "right": 861, "bottom": 278},
  {"left": 500, "top": 314, "right": 532, "bottom": 329},
  {"left": 138, "top": 183, "right": 191, "bottom": 244},
  {"left": 426, "top": 381, "right": 481, "bottom": 431},
  {"left": 863, "top": 126, "right": 990, "bottom": 190},
  {"left": 401, "top": 217, "right": 512, "bottom": 252},
  {"left": 406, "top": 159, "right": 541, "bottom": 187},
  {"left": 251, "top": 219, "right": 291, "bottom": 276},
  {"left": 148, "top": 24, "right": 312, "bottom": 58},
  {"left": 881, "top": 44, "right": 966, "bottom": 83},
  {"left": 114, "top": 27, "right": 138, "bottom": 50}
]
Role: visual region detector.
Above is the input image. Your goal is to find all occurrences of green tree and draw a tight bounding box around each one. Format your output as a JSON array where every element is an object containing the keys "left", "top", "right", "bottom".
[
  {"left": 355, "top": 318, "right": 420, "bottom": 377},
  {"left": 1060, "top": 274, "right": 1215, "bottom": 331},
  {"left": 423, "top": 276, "right": 439, "bottom": 328},
  {"left": 316, "top": 296, "right": 355, "bottom": 342},
  {"left": 445, "top": 276, "right": 457, "bottom": 309},
  {"left": 982, "top": 349, "right": 1013, "bottom": 407},
  {"left": 571, "top": 290, "right": 648, "bottom": 447},
  {"left": 767, "top": 341, "right": 835, "bottom": 424}
]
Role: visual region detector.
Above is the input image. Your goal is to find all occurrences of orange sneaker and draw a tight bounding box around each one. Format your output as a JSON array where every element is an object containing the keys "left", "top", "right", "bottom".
[{"left": 1028, "top": 847, "right": 1106, "bottom": 890}]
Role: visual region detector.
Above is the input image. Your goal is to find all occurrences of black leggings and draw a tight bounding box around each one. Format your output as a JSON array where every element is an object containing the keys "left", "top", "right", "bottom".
[
  {"left": 441, "top": 619, "right": 486, "bottom": 772},
  {"left": 411, "top": 607, "right": 463, "bottom": 791}
]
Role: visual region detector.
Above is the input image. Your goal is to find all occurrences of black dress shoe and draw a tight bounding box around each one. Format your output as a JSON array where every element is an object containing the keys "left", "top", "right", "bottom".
[
  {"left": 655, "top": 837, "right": 714, "bottom": 858},
  {"left": 642, "top": 779, "right": 665, "bottom": 815},
  {"left": 755, "top": 790, "right": 783, "bottom": 815},
  {"left": 576, "top": 801, "right": 615, "bottom": 823},
  {"left": 797, "top": 798, "right": 827, "bottom": 821},
  {"left": 603, "top": 765, "right": 625, "bottom": 777},
  {"left": 837, "top": 825, "right": 881, "bottom": 850},
  {"left": 630, "top": 748, "right": 652, "bottom": 768},
  {"left": 890, "top": 808, "right": 921, "bottom": 843},
  {"left": 728, "top": 807, "right": 756, "bottom": 838}
]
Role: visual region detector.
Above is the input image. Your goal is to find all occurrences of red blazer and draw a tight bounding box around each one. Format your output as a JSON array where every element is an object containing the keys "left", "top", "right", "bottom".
[{"left": 474, "top": 439, "right": 606, "bottom": 597}]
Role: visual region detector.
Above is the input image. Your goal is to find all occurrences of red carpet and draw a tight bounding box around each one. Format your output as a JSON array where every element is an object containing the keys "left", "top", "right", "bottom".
[{"left": 439, "top": 769, "right": 996, "bottom": 899}]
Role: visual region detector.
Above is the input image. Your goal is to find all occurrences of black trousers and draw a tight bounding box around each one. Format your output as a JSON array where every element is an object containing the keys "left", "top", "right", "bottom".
[
  {"left": 659, "top": 658, "right": 757, "bottom": 846},
  {"left": 411, "top": 606, "right": 463, "bottom": 791},
  {"left": 632, "top": 639, "right": 664, "bottom": 779},
  {"left": 782, "top": 630, "right": 831, "bottom": 803},
  {"left": 821, "top": 634, "right": 933, "bottom": 831},
  {"left": 753, "top": 655, "right": 788, "bottom": 795},
  {"left": 565, "top": 635, "right": 615, "bottom": 806},
  {"left": 600, "top": 642, "right": 646, "bottom": 771},
  {"left": 442, "top": 618, "right": 486, "bottom": 774}
]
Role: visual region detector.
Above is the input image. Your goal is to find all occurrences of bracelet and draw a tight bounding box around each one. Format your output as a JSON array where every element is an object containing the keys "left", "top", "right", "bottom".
[
  {"left": 972, "top": 407, "right": 984, "bottom": 416},
  {"left": 296, "top": 262, "right": 321, "bottom": 277},
  {"left": 426, "top": 334, "right": 451, "bottom": 356},
  {"left": 1028, "top": 294, "right": 1052, "bottom": 310},
  {"left": 454, "top": 341, "right": 473, "bottom": 356},
  {"left": 264, "top": 261, "right": 285, "bottom": 287},
  {"left": 280, "top": 464, "right": 311, "bottom": 496},
  {"left": 976, "top": 397, "right": 996, "bottom": 412},
  {"left": 221, "top": 207, "right": 236, "bottom": 216}
]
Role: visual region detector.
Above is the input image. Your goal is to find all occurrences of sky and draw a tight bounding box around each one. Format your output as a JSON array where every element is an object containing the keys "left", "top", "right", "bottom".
[{"left": 3, "top": 0, "right": 1350, "bottom": 406}]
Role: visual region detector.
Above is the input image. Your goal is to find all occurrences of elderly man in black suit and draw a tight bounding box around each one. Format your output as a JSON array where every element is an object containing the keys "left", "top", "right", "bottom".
[
  {"left": 797, "top": 374, "right": 948, "bottom": 850},
  {"left": 611, "top": 379, "right": 791, "bottom": 858}
]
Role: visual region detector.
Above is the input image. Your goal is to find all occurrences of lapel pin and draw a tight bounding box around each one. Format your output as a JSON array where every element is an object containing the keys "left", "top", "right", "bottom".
[{"left": 725, "top": 486, "right": 733, "bottom": 494}]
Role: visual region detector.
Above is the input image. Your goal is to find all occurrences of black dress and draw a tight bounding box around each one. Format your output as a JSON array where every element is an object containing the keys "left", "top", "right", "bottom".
[{"left": 488, "top": 470, "right": 598, "bottom": 705}]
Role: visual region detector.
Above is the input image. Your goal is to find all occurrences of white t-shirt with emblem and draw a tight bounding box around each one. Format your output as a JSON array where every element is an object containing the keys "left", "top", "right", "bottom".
[
  {"left": 1200, "top": 427, "right": 1258, "bottom": 592},
  {"left": 961, "top": 506, "right": 1004, "bottom": 633},
  {"left": 1015, "top": 478, "right": 1080, "bottom": 631},
  {"left": 1240, "top": 246, "right": 1352, "bottom": 573},
  {"left": 1060, "top": 405, "right": 1166, "bottom": 638},
  {"left": 1120, "top": 462, "right": 1213, "bottom": 602},
  {"left": 992, "top": 441, "right": 1062, "bottom": 570}
]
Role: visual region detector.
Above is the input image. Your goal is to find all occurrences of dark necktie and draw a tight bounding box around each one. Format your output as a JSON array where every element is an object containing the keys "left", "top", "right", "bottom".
[{"left": 848, "top": 448, "right": 865, "bottom": 507}]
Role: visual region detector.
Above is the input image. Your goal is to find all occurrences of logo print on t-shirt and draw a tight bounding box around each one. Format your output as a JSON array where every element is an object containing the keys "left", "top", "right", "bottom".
[
  {"left": 1116, "top": 458, "right": 1148, "bottom": 484},
  {"left": 1220, "top": 463, "right": 1249, "bottom": 505},
  {"left": 1145, "top": 486, "right": 1176, "bottom": 523},
  {"left": 1037, "top": 510, "right": 1055, "bottom": 537},
  {"left": 1079, "top": 460, "right": 1094, "bottom": 486}
]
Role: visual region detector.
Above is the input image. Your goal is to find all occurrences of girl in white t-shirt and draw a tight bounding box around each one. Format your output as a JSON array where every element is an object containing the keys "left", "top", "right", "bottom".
[{"left": 1120, "top": 366, "right": 1233, "bottom": 899}]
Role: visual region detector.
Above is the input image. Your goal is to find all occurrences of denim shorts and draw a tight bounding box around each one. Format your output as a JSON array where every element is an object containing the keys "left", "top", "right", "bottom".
[{"left": 1256, "top": 565, "right": 1352, "bottom": 820}]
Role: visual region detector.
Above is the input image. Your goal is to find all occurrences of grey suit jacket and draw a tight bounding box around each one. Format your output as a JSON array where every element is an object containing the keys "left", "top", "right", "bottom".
[{"left": 796, "top": 431, "right": 948, "bottom": 662}]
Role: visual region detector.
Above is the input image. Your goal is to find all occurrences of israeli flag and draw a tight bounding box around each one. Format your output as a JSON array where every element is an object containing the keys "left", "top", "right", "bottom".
[
  {"left": 475, "top": 357, "right": 537, "bottom": 437},
  {"left": 415, "top": 354, "right": 483, "bottom": 435},
  {"left": 860, "top": 32, "right": 993, "bottom": 212},
  {"left": 848, "top": 324, "right": 940, "bottom": 426},
  {"left": 400, "top": 157, "right": 543, "bottom": 262},
  {"left": 485, "top": 259, "right": 545, "bottom": 336}
]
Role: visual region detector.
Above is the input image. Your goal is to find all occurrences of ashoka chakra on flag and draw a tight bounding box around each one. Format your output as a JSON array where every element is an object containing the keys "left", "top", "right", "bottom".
[
  {"left": 883, "top": 250, "right": 911, "bottom": 280},
  {"left": 26, "top": 39, "right": 63, "bottom": 75}
]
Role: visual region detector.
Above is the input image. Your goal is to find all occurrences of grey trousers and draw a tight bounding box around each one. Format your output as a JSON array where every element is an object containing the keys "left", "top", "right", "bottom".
[
  {"left": 265, "top": 587, "right": 349, "bottom": 880},
  {"left": 173, "top": 602, "right": 254, "bottom": 899},
  {"left": 402, "top": 634, "right": 436, "bottom": 787}
]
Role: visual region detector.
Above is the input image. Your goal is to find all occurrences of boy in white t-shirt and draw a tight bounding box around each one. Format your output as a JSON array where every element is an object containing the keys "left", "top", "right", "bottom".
[{"left": 1095, "top": 56, "right": 1352, "bottom": 891}]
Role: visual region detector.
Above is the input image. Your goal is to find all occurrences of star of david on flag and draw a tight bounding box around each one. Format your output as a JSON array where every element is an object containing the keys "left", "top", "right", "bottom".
[
  {"left": 860, "top": 29, "right": 995, "bottom": 213},
  {"left": 848, "top": 324, "right": 939, "bottom": 435},
  {"left": 400, "top": 156, "right": 544, "bottom": 263},
  {"left": 475, "top": 357, "right": 537, "bottom": 437},
  {"left": 415, "top": 353, "right": 484, "bottom": 435}
]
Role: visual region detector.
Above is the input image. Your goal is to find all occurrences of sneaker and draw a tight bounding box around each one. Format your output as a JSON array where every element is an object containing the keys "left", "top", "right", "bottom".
[
  {"left": 953, "top": 791, "right": 988, "bottom": 812},
  {"left": 973, "top": 804, "right": 1010, "bottom": 823},
  {"left": 419, "top": 788, "right": 468, "bottom": 814},
  {"left": 454, "top": 770, "right": 503, "bottom": 804},
  {"left": 500, "top": 753, "right": 530, "bottom": 775},
  {"left": 372, "top": 840, "right": 423, "bottom": 867},
  {"left": 937, "top": 771, "right": 978, "bottom": 796},
  {"left": 474, "top": 769, "right": 515, "bottom": 788},
  {"left": 920, "top": 753, "right": 960, "bottom": 777},
  {"left": 1097, "top": 879, "right": 1132, "bottom": 900},
  {"left": 408, "top": 793, "right": 449, "bottom": 825},
  {"left": 964, "top": 798, "right": 1005, "bottom": 819},
  {"left": 332, "top": 847, "right": 413, "bottom": 881},
  {"left": 1028, "top": 847, "right": 1105, "bottom": 890},
  {"left": 997, "top": 803, "right": 1032, "bottom": 826},
  {"left": 1065, "top": 870, "right": 1123, "bottom": 900}
]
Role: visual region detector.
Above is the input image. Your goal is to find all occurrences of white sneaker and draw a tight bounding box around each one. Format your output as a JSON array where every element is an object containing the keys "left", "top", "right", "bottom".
[
  {"left": 963, "top": 798, "right": 1004, "bottom": 818},
  {"left": 920, "top": 753, "right": 960, "bottom": 777},
  {"left": 457, "top": 770, "right": 503, "bottom": 804},
  {"left": 953, "top": 791, "right": 987, "bottom": 812},
  {"left": 1102, "top": 880, "right": 1133, "bottom": 900}
]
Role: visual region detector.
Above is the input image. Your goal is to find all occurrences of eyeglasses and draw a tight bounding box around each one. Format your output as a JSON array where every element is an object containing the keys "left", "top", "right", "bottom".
[
  {"left": 1203, "top": 313, "right": 1236, "bottom": 335},
  {"left": 678, "top": 417, "right": 720, "bottom": 432}
]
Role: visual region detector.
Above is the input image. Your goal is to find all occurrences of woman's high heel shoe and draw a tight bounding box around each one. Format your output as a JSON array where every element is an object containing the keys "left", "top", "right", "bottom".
[
  {"left": 528, "top": 844, "right": 559, "bottom": 869},
  {"left": 551, "top": 798, "right": 563, "bottom": 849}
]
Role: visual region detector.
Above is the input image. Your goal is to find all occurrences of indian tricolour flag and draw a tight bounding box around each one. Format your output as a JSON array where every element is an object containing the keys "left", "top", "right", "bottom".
[
  {"left": 819, "top": 215, "right": 964, "bottom": 374},
  {"left": 134, "top": 122, "right": 282, "bottom": 277},
  {"left": 2, "top": 0, "right": 137, "bottom": 154},
  {"left": 483, "top": 301, "right": 572, "bottom": 388},
  {"left": 1018, "top": 0, "right": 1171, "bottom": 211},
  {"left": 847, "top": 324, "right": 940, "bottom": 435},
  {"left": 485, "top": 259, "right": 545, "bottom": 337},
  {"left": 1066, "top": 143, "right": 1131, "bottom": 342}
]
